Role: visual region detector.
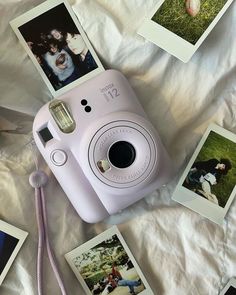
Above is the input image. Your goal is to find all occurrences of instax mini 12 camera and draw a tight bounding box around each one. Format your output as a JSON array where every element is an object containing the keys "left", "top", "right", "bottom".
[{"left": 33, "top": 70, "right": 172, "bottom": 223}]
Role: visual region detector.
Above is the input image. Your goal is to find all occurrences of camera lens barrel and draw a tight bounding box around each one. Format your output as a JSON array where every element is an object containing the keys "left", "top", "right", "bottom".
[
  {"left": 88, "top": 120, "right": 158, "bottom": 188},
  {"left": 108, "top": 141, "right": 136, "bottom": 169}
]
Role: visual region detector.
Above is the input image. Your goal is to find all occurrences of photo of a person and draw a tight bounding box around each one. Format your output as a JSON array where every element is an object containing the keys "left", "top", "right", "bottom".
[
  {"left": 65, "top": 227, "right": 153, "bottom": 295},
  {"left": 12, "top": 1, "right": 103, "bottom": 93},
  {"left": 43, "top": 39, "right": 79, "bottom": 86},
  {"left": 65, "top": 31, "right": 98, "bottom": 73},
  {"left": 50, "top": 28, "right": 64, "bottom": 42},
  {"left": 182, "top": 130, "right": 236, "bottom": 207},
  {"left": 184, "top": 158, "right": 232, "bottom": 205},
  {"left": 49, "top": 28, "right": 69, "bottom": 53},
  {"left": 73, "top": 234, "right": 145, "bottom": 295},
  {"left": 106, "top": 263, "right": 142, "bottom": 295}
]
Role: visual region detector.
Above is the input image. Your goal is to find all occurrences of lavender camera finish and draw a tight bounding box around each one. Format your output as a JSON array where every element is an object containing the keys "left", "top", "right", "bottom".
[{"left": 33, "top": 70, "right": 172, "bottom": 223}]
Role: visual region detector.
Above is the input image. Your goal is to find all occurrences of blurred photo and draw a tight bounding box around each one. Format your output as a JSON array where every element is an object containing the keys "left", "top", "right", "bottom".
[
  {"left": 0, "top": 231, "right": 19, "bottom": 276},
  {"left": 0, "top": 220, "right": 28, "bottom": 285},
  {"left": 220, "top": 278, "right": 236, "bottom": 295}
]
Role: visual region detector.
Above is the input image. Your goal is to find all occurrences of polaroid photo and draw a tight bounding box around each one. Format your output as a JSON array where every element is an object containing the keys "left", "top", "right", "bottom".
[
  {"left": 65, "top": 226, "right": 154, "bottom": 295},
  {"left": 220, "top": 278, "right": 236, "bottom": 295},
  {"left": 0, "top": 220, "right": 28, "bottom": 285},
  {"left": 172, "top": 123, "right": 236, "bottom": 225},
  {"left": 138, "top": 0, "right": 234, "bottom": 62},
  {"left": 10, "top": 0, "right": 104, "bottom": 97}
]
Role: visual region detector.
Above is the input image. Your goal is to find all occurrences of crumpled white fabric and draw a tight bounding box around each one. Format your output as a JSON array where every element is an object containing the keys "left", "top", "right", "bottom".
[{"left": 0, "top": 0, "right": 236, "bottom": 294}]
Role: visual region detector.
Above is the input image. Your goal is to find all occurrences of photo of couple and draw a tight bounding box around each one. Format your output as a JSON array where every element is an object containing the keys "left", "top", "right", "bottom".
[
  {"left": 183, "top": 131, "right": 236, "bottom": 208},
  {"left": 18, "top": 3, "right": 99, "bottom": 90}
]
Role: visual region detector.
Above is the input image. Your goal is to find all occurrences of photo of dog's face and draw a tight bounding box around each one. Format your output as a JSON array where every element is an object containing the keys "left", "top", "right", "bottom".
[
  {"left": 152, "top": 0, "right": 228, "bottom": 44},
  {"left": 182, "top": 131, "right": 236, "bottom": 208}
]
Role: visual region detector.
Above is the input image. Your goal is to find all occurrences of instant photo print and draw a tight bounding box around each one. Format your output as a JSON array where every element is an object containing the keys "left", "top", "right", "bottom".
[
  {"left": 10, "top": 0, "right": 104, "bottom": 97},
  {"left": 65, "top": 226, "right": 154, "bottom": 295},
  {"left": 138, "top": 0, "right": 234, "bottom": 62},
  {"left": 220, "top": 278, "right": 236, "bottom": 295},
  {"left": 172, "top": 124, "right": 236, "bottom": 225},
  {"left": 0, "top": 220, "right": 28, "bottom": 285}
]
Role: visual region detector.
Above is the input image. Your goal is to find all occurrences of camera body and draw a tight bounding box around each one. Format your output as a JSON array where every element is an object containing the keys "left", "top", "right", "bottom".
[{"left": 33, "top": 70, "right": 172, "bottom": 223}]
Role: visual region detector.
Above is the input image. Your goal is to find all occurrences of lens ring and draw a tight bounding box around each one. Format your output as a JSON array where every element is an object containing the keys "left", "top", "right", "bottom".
[
  {"left": 108, "top": 141, "right": 136, "bottom": 169},
  {"left": 88, "top": 120, "right": 158, "bottom": 188}
]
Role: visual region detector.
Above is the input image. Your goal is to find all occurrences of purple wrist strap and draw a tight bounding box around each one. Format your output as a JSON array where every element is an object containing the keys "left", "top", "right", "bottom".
[{"left": 29, "top": 170, "right": 68, "bottom": 295}]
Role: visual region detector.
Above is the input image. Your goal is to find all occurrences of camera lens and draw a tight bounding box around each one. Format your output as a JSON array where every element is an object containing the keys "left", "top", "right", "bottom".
[{"left": 108, "top": 141, "right": 136, "bottom": 169}]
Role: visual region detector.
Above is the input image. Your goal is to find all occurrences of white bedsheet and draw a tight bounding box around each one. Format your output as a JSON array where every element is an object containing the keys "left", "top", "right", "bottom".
[{"left": 0, "top": 0, "right": 236, "bottom": 294}]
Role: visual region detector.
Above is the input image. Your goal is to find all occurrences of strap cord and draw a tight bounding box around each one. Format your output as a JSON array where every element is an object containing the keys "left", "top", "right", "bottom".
[{"left": 29, "top": 170, "right": 68, "bottom": 295}]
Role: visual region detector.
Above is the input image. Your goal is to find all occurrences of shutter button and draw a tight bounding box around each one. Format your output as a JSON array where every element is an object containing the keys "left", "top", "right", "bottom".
[{"left": 51, "top": 150, "right": 67, "bottom": 166}]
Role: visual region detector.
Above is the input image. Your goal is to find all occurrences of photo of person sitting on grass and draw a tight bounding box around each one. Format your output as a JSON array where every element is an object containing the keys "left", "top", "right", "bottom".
[
  {"left": 184, "top": 158, "right": 232, "bottom": 205},
  {"left": 72, "top": 234, "right": 146, "bottom": 295},
  {"left": 183, "top": 131, "right": 236, "bottom": 207}
]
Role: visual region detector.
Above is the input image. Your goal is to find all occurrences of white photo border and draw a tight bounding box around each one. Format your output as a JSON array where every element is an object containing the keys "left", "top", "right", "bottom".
[
  {"left": 0, "top": 220, "right": 28, "bottom": 285},
  {"left": 219, "top": 278, "right": 236, "bottom": 294},
  {"left": 172, "top": 123, "right": 236, "bottom": 225},
  {"left": 65, "top": 226, "right": 154, "bottom": 295},
  {"left": 10, "top": 0, "right": 104, "bottom": 97},
  {"left": 138, "top": 0, "right": 234, "bottom": 63}
]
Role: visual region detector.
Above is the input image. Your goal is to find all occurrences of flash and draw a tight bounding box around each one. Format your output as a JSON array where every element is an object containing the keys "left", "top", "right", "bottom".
[
  {"left": 97, "top": 159, "right": 111, "bottom": 173},
  {"left": 49, "top": 100, "right": 76, "bottom": 133}
]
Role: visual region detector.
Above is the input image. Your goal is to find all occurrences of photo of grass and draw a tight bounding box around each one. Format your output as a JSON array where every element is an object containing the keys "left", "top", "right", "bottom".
[
  {"left": 72, "top": 234, "right": 145, "bottom": 294},
  {"left": 183, "top": 131, "right": 236, "bottom": 207},
  {"left": 152, "top": 0, "right": 228, "bottom": 44}
]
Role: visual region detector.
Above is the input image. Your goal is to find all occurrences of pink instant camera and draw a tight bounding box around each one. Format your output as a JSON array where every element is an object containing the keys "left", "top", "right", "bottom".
[{"left": 33, "top": 70, "right": 172, "bottom": 223}]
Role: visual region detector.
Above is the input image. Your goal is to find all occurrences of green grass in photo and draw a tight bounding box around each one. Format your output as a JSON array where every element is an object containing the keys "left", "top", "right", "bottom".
[
  {"left": 190, "top": 131, "right": 236, "bottom": 207},
  {"left": 152, "top": 0, "right": 228, "bottom": 44},
  {"left": 73, "top": 234, "right": 132, "bottom": 291}
]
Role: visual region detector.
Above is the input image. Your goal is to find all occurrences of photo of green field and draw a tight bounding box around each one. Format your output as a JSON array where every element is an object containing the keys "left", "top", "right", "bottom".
[
  {"left": 152, "top": 0, "right": 228, "bottom": 44},
  {"left": 183, "top": 131, "right": 236, "bottom": 207}
]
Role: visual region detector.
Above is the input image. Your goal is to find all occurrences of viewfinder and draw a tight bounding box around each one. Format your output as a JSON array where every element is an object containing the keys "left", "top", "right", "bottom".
[{"left": 39, "top": 127, "right": 53, "bottom": 143}]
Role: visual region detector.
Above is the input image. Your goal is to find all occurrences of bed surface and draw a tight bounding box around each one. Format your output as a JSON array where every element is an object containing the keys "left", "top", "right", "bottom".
[{"left": 0, "top": 0, "right": 236, "bottom": 294}]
